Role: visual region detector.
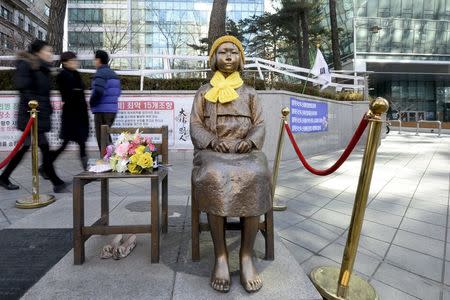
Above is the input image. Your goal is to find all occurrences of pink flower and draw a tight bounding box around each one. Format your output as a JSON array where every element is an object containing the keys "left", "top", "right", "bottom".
[
  {"left": 147, "top": 143, "right": 155, "bottom": 152},
  {"left": 145, "top": 137, "right": 152, "bottom": 145},
  {"left": 128, "top": 143, "right": 138, "bottom": 155},
  {"left": 115, "top": 142, "right": 130, "bottom": 158}
]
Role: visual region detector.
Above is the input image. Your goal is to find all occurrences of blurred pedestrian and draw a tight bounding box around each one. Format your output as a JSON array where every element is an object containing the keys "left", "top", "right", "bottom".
[
  {"left": 90, "top": 50, "right": 121, "bottom": 153},
  {"left": 49, "top": 51, "right": 89, "bottom": 170},
  {"left": 0, "top": 40, "right": 67, "bottom": 192}
]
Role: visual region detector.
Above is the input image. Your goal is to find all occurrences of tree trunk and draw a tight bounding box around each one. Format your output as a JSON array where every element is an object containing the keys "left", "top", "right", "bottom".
[
  {"left": 208, "top": 0, "right": 228, "bottom": 50},
  {"left": 299, "top": 8, "right": 309, "bottom": 68},
  {"left": 329, "top": 0, "right": 342, "bottom": 70},
  {"left": 295, "top": 14, "right": 303, "bottom": 67},
  {"left": 47, "top": 0, "right": 67, "bottom": 61}
]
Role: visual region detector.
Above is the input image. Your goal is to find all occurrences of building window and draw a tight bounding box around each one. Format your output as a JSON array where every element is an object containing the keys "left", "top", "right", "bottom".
[
  {"left": 28, "top": 23, "right": 35, "bottom": 35},
  {"left": 18, "top": 15, "right": 25, "bottom": 29},
  {"left": 68, "top": 31, "right": 103, "bottom": 49},
  {"left": 0, "top": 32, "right": 13, "bottom": 50},
  {"left": 68, "top": 8, "right": 103, "bottom": 24},
  {"left": 38, "top": 30, "right": 43, "bottom": 40},
  {"left": 45, "top": 5, "right": 50, "bottom": 17},
  {"left": 1, "top": 6, "right": 12, "bottom": 21}
]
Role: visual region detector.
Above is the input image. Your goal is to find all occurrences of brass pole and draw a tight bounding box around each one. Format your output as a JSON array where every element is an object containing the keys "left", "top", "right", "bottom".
[
  {"left": 310, "top": 97, "right": 389, "bottom": 300},
  {"left": 272, "top": 107, "right": 290, "bottom": 211},
  {"left": 16, "top": 101, "right": 55, "bottom": 209},
  {"left": 30, "top": 100, "right": 39, "bottom": 202}
]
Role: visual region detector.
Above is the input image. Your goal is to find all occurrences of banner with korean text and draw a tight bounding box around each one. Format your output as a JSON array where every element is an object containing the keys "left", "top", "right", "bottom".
[
  {"left": 290, "top": 97, "right": 328, "bottom": 133},
  {"left": 0, "top": 93, "right": 194, "bottom": 151}
]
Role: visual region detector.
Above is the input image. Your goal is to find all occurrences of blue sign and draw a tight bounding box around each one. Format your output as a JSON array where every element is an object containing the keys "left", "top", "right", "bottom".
[{"left": 290, "top": 97, "right": 328, "bottom": 133}]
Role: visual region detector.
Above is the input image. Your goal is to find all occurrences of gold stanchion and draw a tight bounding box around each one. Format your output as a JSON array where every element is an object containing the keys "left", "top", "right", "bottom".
[
  {"left": 272, "top": 107, "right": 290, "bottom": 211},
  {"left": 16, "top": 101, "right": 55, "bottom": 209},
  {"left": 310, "top": 97, "right": 389, "bottom": 300}
]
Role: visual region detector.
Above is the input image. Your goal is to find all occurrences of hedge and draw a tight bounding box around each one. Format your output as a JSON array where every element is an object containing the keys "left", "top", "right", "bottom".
[{"left": 0, "top": 69, "right": 364, "bottom": 101}]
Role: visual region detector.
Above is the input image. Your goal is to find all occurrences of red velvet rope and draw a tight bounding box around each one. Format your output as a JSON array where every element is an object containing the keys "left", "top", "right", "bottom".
[
  {"left": 0, "top": 117, "right": 34, "bottom": 170},
  {"left": 284, "top": 115, "right": 369, "bottom": 176}
]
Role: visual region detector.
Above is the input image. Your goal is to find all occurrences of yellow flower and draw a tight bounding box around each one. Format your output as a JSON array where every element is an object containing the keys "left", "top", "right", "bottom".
[
  {"left": 130, "top": 153, "right": 139, "bottom": 164},
  {"left": 127, "top": 163, "right": 141, "bottom": 174},
  {"left": 137, "top": 152, "right": 153, "bottom": 169},
  {"left": 135, "top": 145, "right": 146, "bottom": 154}
]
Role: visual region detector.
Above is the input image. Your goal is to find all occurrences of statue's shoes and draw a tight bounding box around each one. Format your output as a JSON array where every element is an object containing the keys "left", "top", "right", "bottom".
[
  {"left": 112, "top": 234, "right": 137, "bottom": 260},
  {"left": 100, "top": 234, "right": 123, "bottom": 259}
]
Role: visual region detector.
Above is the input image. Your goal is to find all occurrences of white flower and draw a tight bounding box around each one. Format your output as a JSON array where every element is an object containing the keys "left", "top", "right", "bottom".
[{"left": 116, "top": 158, "right": 129, "bottom": 173}]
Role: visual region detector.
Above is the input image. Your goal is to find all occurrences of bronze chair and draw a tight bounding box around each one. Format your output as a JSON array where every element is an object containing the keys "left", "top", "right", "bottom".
[{"left": 191, "top": 179, "right": 275, "bottom": 261}]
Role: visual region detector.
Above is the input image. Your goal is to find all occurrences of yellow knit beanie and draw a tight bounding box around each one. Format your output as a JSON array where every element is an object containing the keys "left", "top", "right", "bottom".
[{"left": 209, "top": 35, "right": 245, "bottom": 64}]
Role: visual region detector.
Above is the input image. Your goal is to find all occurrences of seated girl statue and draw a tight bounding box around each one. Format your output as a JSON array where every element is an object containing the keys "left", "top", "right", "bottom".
[{"left": 190, "top": 35, "right": 272, "bottom": 293}]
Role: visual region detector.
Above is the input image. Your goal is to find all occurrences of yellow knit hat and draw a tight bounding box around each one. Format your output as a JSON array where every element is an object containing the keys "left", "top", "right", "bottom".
[{"left": 209, "top": 35, "right": 245, "bottom": 64}]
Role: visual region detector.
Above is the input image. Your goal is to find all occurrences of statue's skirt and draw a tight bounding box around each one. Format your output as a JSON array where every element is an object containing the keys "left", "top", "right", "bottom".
[{"left": 192, "top": 150, "right": 272, "bottom": 217}]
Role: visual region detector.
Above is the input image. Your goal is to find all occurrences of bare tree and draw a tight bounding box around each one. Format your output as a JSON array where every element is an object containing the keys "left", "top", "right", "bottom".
[
  {"left": 208, "top": 0, "right": 228, "bottom": 49},
  {"left": 48, "top": 0, "right": 67, "bottom": 59},
  {"left": 329, "top": 0, "right": 342, "bottom": 70}
]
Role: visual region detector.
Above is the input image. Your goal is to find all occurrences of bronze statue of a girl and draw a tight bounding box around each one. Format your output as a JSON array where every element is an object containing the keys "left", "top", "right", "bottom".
[{"left": 190, "top": 35, "right": 272, "bottom": 293}]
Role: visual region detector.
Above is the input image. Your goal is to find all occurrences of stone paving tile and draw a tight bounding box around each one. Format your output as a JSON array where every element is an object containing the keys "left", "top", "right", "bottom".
[
  {"left": 332, "top": 191, "right": 358, "bottom": 204},
  {"left": 370, "top": 279, "right": 421, "bottom": 300},
  {"left": 385, "top": 244, "right": 443, "bottom": 282},
  {"left": 336, "top": 234, "right": 389, "bottom": 259},
  {"left": 285, "top": 198, "right": 322, "bottom": 217},
  {"left": 310, "top": 208, "right": 351, "bottom": 229},
  {"left": 400, "top": 217, "right": 447, "bottom": 241},
  {"left": 281, "top": 238, "right": 314, "bottom": 264},
  {"left": 324, "top": 199, "right": 353, "bottom": 216},
  {"left": 363, "top": 208, "right": 404, "bottom": 228},
  {"left": 294, "top": 219, "right": 344, "bottom": 241},
  {"left": 393, "top": 229, "right": 445, "bottom": 259},
  {"left": 273, "top": 210, "right": 306, "bottom": 231},
  {"left": 445, "top": 262, "right": 450, "bottom": 286},
  {"left": 405, "top": 207, "right": 447, "bottom": 227},
  {"left": 274, "top": 185, "right": 303, "bottom": 199},
  {"left": 368, "top": 199, "right": 409, "bottom": 216},
  {"left": 361, "top": 220, "right": 397, "bottom": 243},
  {"left": 292, "top": 191, "right": 333, "bottom": 207},
  {"left": 278, "top": 226, "right": 330, "bottom": 253},
  {"left": 373, "top": 262, "right": 441, "bottom": 300},
  {"left": 319, "top": 243, "right": 380, "bottom": 277},
  {"left": 304, "top": 185, "right": 344, "bottom": 200},
  {"left": 372, "top": 191, "right": 412, "bottom": 207},
  {"left": 408, "top": 199, "right": 448, "bottom": 215}
]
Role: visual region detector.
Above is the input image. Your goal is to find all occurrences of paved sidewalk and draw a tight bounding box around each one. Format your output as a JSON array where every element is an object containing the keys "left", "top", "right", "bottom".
[{"left": 0, "top": 132, "right": 449, "bottom": 299}]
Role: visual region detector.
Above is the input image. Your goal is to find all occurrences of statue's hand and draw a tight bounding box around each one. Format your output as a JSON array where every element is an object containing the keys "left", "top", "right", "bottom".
[
  {"left": 214, "top": 141, "right": 230, "bottom": 153},
  {"left": 236, "top": 140, "right": 252, "bottom": 153}
]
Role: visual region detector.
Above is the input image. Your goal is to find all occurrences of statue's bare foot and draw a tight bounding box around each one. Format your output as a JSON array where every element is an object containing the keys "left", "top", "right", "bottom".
[
  {"left": 211, "top": 255, "right": 231, "bottom": 293},
  {"left": 240, "top": 254, "right": 262, "bottom": 293}
]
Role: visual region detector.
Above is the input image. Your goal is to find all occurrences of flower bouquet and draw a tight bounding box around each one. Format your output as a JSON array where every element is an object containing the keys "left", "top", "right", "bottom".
[{"left": 103, "top": 130, "right": 157, "bottom": 174}]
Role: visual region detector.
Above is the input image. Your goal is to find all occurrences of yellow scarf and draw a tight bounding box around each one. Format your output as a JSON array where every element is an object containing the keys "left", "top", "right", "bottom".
[{"left": 204, "top": 71, "right": 243, "bottom": 103}]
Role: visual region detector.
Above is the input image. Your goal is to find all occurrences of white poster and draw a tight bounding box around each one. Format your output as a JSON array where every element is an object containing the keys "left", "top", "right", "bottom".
[{"left": 0, "top": 93, "right": 194, "bottom": 151}]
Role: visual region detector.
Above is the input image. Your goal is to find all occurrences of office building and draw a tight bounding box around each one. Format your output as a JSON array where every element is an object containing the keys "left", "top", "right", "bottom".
[
  {"left": 0, "top": 0, "right": 51, "bottom": 54},
  {"left": 67, "top": 0, "right": 264, "bottom": 69}
]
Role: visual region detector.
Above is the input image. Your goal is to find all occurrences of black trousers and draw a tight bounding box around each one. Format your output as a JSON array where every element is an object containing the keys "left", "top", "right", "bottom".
[
  {"left": 51, "top": 139, "right": 86, "bottom": 163},
  {"left": 0, "top": 133, "right": 64, "bottom": 186},
  {"left": 94, "top": 112, "right": 116, "bottom": 153}
]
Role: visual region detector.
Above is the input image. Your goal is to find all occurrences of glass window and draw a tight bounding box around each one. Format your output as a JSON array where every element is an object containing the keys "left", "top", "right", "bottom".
[{"left": 1, "top": 6, "right": 12, "bottom": 21}]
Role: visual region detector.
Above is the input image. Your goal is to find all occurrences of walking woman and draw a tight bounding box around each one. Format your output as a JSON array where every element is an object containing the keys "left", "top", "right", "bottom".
[
  {"left": 50, "top": 51, "right": 89, "bottom": 169},
  {"left": 0, "top": 40, "right": 67, "bottom": 192}
]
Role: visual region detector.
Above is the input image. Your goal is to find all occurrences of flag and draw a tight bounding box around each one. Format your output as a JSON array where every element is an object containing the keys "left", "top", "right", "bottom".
[{"left": 311, "top": 48, "right": 331, "bottom": 90}]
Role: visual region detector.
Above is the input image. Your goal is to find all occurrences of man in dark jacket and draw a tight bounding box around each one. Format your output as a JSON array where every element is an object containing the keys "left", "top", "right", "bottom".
[
  {"left": 90, "top": 50, "right": 121, "bottom": 152},
  {"left": 0, "top": 40, "right": 66, "bottom": 192}
]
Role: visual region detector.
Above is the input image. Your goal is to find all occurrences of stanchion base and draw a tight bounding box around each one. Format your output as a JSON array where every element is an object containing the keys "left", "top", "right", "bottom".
[
  {"left": 273, "top": 204, "right": 287, "bottom": 211},
  {"left": 310, "top": 266, "right": 378, "bottom": 300},
  {"left": 16, "top": 194, "right": 56, "bottom": 209}
]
